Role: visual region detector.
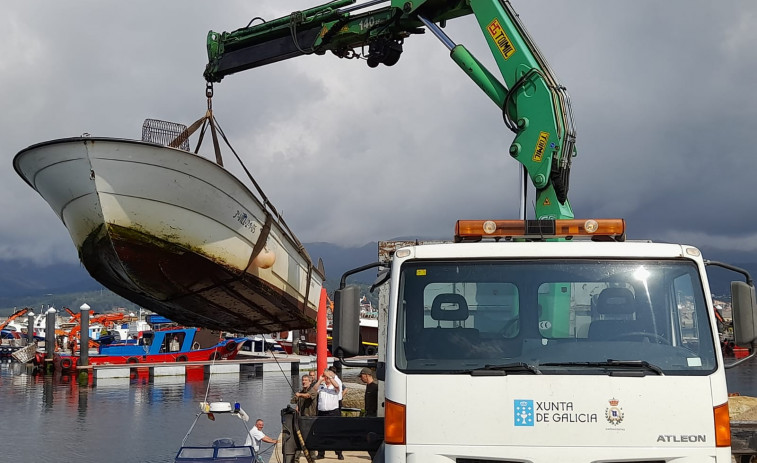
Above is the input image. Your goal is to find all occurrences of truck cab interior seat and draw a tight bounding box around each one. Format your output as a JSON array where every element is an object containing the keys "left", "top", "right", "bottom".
[
  {"left": 421, "top": 294, "right": 479, "bottom": 358},
  {"left": 588, "top": 287, "right": 641, "bottom": 341}
]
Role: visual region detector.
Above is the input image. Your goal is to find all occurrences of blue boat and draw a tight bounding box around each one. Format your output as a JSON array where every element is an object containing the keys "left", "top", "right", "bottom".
[
  {"left": 54, "top": 327, "right": 246, "bottom": 371},
  {"left": 175, "top": 402, "right": 257, "bottom": 463}
]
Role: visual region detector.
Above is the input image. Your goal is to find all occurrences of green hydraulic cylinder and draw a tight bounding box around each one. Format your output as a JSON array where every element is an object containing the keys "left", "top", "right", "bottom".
[{"left": 450, "top": 45, "right": 508, "bottom": 109}]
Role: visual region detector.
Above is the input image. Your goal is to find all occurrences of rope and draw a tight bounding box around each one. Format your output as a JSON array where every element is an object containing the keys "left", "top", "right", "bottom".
[
  {"left": 183, "top": 83, "right": 315, "bottom": 269},
  {"left": 294, "top": 415, "right": 314, "bottom": 463},
  {"left": 181, "top": 412, "right": 203, "bottom": 446},
  {"left": 210, "top": 115, "right": 312, "bottom": 259},
  {"left": 202, "top": 331, "right": 225, "bottom": 405}
]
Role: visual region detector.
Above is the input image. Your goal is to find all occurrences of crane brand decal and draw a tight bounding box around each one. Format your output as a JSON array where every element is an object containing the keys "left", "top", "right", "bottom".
[
  {"left": 532, "top": 131, "right": 550, "bottom": 162},
  {"left": 514, "top": 400, "right": 598, "bottom": 426},
  {"left": 487, "top": 19, "right": 516, "bottom": 60}
]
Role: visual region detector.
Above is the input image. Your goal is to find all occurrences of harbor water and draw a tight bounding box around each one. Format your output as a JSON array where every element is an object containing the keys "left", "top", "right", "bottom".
[
  {"left": 0, "top": 361, "right": 303, "bottom": 463},
  {"left": 1, "top": 357, "right": 757, "bottom": 463}
]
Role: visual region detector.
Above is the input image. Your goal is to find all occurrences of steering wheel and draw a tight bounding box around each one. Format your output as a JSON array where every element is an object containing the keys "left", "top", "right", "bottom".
[{"left": 616, "top": 331, "right": 670, "bottom": 344}]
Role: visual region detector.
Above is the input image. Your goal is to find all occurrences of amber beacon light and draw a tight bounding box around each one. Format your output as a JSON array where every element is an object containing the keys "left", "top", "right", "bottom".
[{"left": 454, "top": 219, "right": 626, "bottom": 242}]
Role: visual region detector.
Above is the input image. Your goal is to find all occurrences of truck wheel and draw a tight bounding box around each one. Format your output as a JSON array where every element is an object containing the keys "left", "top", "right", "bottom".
[
  {"left": 126, "top": 357, "right": 139, "bottom": 364},
  {"left": 176, "top": 355, "right": 188, "bottom": 362}
]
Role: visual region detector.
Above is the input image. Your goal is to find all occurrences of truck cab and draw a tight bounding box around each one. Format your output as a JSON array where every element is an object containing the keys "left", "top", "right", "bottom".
[{"left": 330, "top": 219, "right": 757, "bottom": 462}]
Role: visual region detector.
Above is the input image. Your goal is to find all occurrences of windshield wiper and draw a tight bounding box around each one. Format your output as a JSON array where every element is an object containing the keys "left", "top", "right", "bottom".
[
  {"left": 541, "top": 359, "right": 664, "bottom": 376},
  {"left": 463, "top": 362, "right": 542, "bottom": 376}
]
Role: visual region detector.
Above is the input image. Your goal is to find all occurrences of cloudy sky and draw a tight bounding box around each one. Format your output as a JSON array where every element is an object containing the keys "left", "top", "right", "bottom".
[{"left": 2, "top": 0, "right": 757, "bottom": 267}]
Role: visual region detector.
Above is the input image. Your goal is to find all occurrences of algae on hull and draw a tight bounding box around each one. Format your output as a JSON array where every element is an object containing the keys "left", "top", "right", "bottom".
[{"left": 79, "top": 223, "right": 317, "bottom": 334}]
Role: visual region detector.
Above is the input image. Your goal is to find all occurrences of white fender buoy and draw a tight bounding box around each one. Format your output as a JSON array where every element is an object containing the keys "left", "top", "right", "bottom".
[{"left": 252, "top": 248, "right": 276, "bottom": 269}]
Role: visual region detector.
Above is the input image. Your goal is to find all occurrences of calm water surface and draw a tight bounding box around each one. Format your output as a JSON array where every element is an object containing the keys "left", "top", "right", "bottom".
[
  {"left": 0, "top": 361, "right": 302, "bottom": 463},
  {"left": 2, "top": 357, "right": 756, "bottom": 462}
]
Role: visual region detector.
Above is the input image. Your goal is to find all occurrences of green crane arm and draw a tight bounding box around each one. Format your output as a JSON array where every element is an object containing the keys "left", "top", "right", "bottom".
[{"left": 205, "top": 0, "right": 576, "bottom": 219}]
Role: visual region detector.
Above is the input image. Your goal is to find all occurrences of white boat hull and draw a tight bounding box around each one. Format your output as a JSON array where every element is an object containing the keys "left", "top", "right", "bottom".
[{"left": 14, "top": 137, "right": 323, "bottom": 333}]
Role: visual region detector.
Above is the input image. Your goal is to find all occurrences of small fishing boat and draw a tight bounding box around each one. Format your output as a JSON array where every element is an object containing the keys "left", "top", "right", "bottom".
[
  {"left": 14, "top": 129, "right": 324, "bottom": 334},
  {"left": 176, "top": 401, "right": 257, "bottom": 463},
  {"left": 54, "top": 327, "right": 245, "bottom": 371}
]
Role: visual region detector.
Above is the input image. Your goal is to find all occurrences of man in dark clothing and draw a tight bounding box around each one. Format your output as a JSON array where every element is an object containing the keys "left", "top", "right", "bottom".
[
  {"left": 292, "top": 374, "right": 318, "bottom": 416},
  {"left": 360, "top": 367, "right": 378, "bottom": 417},
  {"left": 360, "top": 367, "right": 379, "bottom": 459}
]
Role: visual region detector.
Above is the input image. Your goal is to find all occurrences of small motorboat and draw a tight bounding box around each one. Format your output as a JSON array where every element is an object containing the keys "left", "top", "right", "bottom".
[
  {"left": 175, "top": 401, "right": 256, "bottom": 463},
  {"left": 14, "top": 126, "right": 324, "bottom": 335}
]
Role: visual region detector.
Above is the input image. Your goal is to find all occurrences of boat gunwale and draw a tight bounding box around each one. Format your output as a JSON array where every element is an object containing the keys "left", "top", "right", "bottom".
[{"left": 13, "top": 136, "right": 324, "bottom": 280}]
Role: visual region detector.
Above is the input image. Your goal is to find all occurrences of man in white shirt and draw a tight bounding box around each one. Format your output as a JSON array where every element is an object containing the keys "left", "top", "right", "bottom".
[
  {"left": 245, "top": 418, "right": 278, "bottom": 459},
  {"left": 314, "top": 369, "right": 344, "bottom": 460}
]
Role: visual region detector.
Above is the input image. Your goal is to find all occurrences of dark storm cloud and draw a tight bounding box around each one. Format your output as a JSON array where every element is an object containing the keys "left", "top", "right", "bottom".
[{"left": 2, "top": 1, "right": 755, "bottom": 264}]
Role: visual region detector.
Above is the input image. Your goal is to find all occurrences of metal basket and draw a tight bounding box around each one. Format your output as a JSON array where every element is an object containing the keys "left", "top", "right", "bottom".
[
  {"left": 11, "top": 343, "right": 37, "bottom": 363},
  {"left": 142, "top": 119, "right": 190, "bottom": 151}
]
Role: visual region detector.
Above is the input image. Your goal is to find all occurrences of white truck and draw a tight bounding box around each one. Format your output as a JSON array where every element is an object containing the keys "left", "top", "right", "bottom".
[
  {"left": 329, "top": 218, "right": 757, "bottom": 462},
  {"left": 200, "top": 2, "right": 757, "bottom": 460}
]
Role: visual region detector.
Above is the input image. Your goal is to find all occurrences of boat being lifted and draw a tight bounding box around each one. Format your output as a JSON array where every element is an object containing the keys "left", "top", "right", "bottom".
[{"left": 14, "top": 118, "right": 324, "bottom": 334}]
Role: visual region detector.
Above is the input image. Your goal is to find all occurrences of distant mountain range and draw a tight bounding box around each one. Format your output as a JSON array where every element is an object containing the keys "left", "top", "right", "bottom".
[
  {"left": 1, "top": 241, "right": 754, "bottom": 311},
  {"left": 0, "top": 242, "right": 380, "bottom": 309}
]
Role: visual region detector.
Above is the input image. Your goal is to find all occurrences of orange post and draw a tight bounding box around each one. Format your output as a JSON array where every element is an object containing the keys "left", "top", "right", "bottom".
[{"left": 316, "top": 287, "right": 328, "bottom": 376}]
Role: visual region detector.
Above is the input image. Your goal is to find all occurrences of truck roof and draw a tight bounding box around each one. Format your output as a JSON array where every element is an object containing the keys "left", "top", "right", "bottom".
[{"left": 400, "top": 241, "right": 701, "bottom": 261}]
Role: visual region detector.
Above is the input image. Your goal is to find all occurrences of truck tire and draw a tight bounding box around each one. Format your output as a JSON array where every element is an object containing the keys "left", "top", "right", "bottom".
[
  {"left": 176, "top": 355, "right": 188, "bottom": 362},
  {"left": 126, "top": 357, "right": 139, "bottom": 364}
]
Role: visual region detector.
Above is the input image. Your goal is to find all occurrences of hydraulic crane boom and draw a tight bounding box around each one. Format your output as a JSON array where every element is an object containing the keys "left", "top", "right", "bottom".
[{"left": 205, "top": 0, "right": 576, "bottom": 219}]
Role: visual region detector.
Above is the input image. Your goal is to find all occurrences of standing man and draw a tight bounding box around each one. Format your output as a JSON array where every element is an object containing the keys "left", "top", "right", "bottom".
[
  {"left": 360, "top": 368, "right": 378, "bottom": 460},
  {"left": 292, "top": 373, "right": 318, "bottom": 416},
  {"left": 360, "top": 367, "right": 378, "bottom": 417},
  {"left": 328, "top": 365, "right": 345, "bottom": 409},
  {"left": 360, "top": 367, "right": 379, "bottom": 459},
  {"left": 245, "top": 419, "right": 279, "bottom": 461},
  {"left": 315, "top": 368, "right": 344, "bottom": 460}
]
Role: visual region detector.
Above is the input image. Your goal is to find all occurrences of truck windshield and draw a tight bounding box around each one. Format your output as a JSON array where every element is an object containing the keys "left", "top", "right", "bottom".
[{"left": 394, "top": 259, "right": 717, "bottom": 375}]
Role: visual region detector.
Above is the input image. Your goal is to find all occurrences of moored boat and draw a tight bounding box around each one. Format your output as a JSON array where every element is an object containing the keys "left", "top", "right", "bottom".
[
  {"left": 54, "top": 327, "right": 245, "bottom": 371},
  {"left": 175, "top": 401, "right": 256, "bottom": 463},
  {"left": 14, "top": 136, "right": 324, "bottom": 334}
]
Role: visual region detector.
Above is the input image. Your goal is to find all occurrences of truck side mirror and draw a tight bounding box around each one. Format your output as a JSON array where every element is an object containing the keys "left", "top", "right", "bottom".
[
  {"left": 732, "top": 281, "right": 757, "bottom": 346},
  {"left": 332, "top": 285, "right": 361, "bottom": 357}
]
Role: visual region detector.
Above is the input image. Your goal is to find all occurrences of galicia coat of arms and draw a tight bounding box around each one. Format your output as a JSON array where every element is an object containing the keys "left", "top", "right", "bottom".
[{"left": 605, "top": 398, "right": 624, "bottom": 425}]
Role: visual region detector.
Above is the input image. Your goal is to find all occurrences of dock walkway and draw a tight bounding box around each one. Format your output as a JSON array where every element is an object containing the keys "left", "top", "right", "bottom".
[{"left": 268, "top": 439, "right": 373, "bottom": 463}]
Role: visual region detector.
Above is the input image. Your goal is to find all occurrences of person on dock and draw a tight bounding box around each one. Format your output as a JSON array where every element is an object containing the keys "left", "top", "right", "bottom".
[
  {"left": 360, "top": 367, "right": 378, "bottom": 417},
  {"left": 315, "top": 368, "right": 344, "bottom": 460},
  {"left": 360, "top": 367, "right": 379, "bottom": 460},
  {"left": 328, "top": 365, "right": 347, "bottom": 409},
  {"left": 292, "top": 373, "right": 318, "bottom": 416},
  {"left": 245, "top": 418, "right": 278, "bottom": 461}
]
